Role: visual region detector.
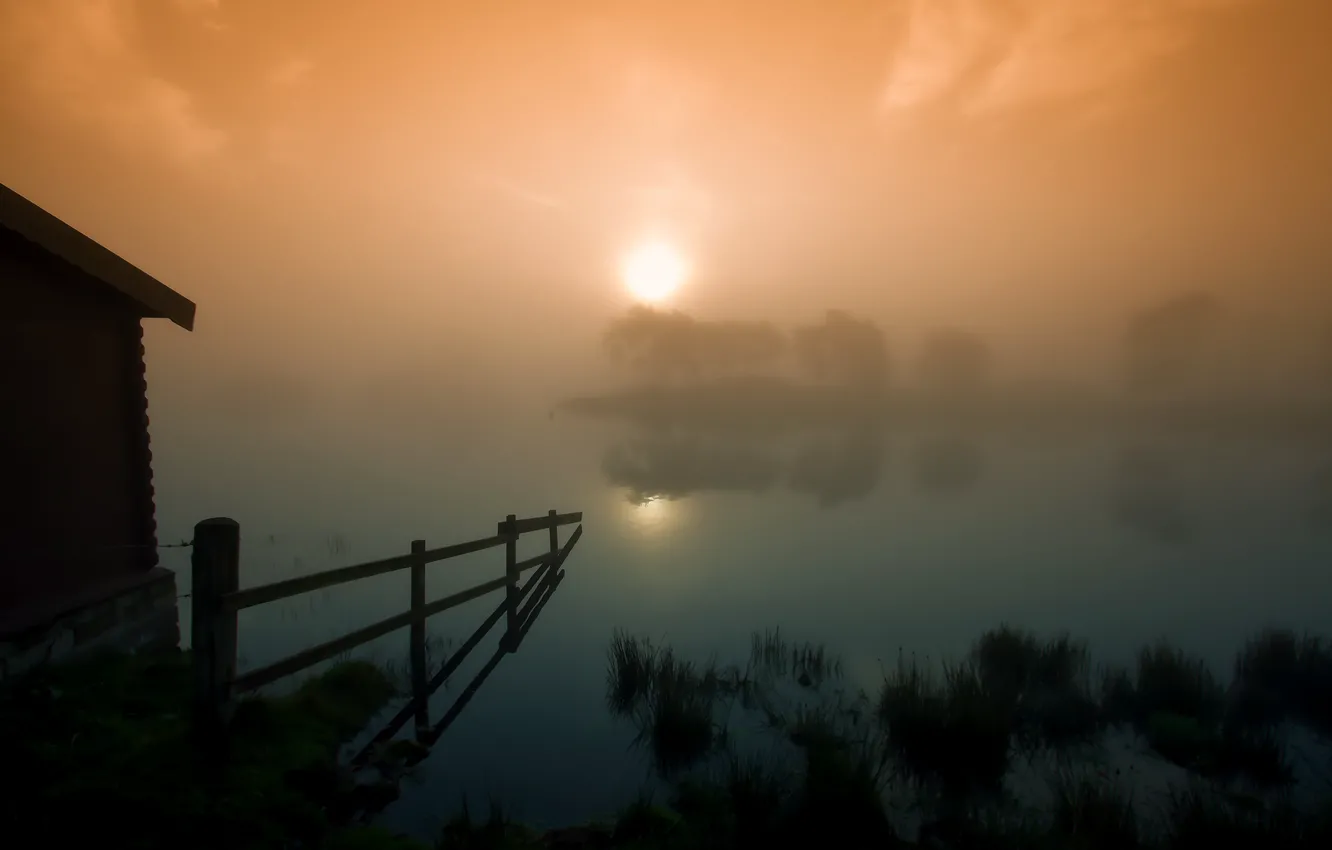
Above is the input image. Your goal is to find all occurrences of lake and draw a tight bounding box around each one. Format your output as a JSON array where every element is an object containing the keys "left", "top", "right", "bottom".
[{"left": 153, "top": 394, "right": 1332, "bottom": 838}]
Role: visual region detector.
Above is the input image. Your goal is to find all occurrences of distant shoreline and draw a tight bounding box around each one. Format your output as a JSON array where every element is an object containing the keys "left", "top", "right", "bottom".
[{"left": 560, "top": 378, "right": 1332, "bottom": 442}]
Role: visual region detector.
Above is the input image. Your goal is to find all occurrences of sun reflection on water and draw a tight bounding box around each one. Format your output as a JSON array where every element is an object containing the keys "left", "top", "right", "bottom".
[{"left": 620, "top": 492, "right": 682, "bottom": 537}]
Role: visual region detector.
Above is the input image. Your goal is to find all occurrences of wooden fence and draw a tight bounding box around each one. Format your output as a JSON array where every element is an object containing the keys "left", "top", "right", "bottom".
[{"left": 190, "top": 510, "right": 583, "bottom": 736}]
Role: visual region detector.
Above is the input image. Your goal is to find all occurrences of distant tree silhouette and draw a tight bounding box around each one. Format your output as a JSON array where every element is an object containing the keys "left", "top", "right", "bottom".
[
  {"left": 697, "top": 318, "right": 787, "bottom": 377},
  {"left": 603, "top": 307, "right": 786, "bottom": 385},
  {"left": 915, "top": 329, "right": 993, "bottom": 395},
  {"left": 603, "top": 307, "right": 700, "bottom": 384},
  {"left": 791, "top": 310, "right": 890, "bottom": 389},
  {"left": 1122, "top": 291, "right": 1223, "bottom": 397}
]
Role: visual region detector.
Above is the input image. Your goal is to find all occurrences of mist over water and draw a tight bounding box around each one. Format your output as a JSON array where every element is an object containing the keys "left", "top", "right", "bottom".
[
  {"left": 142, "top": 292, "right": 1332, "bottom": 834},
  {"left": 6, "top": 0, "right": 1332, "bottom": 837}
]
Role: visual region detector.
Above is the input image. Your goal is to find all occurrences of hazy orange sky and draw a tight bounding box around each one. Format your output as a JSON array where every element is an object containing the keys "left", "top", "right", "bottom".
[{"left": 3, "top": 0, "right": 1331, "bottom": 395}]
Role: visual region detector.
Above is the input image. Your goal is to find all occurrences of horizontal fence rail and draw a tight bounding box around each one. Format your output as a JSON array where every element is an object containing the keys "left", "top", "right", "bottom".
[
  {"left": 190, "top": 510, "right": 583, "bottom": 740},
  {"left": 350, "top": 524, "right": 580, "bottom": 771},
  {"left": 223, "top": 535, "right": 508, "bottom": 613},
  {"left": 499, "top": 511, "right": 582, "bottom": 536},
  {"left": 231, "top": 575, "right": 508, "bottom": 693}
]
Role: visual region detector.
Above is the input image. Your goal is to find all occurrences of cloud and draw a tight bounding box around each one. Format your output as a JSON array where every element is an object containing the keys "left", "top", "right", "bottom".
[
  {"left": 467, "top": 170, "right": 567, "bottom": 210},
  {"left": 0, "top": 0, "right": 226, "bottom": 162},
  {"left": 172, "top": 0, "right": 225, "bottom": 28},
  {"left": 269, "top": 56, "right": 315, "bottom": 89},
  {"left": 623, "top": 164, "right": 717, "bottom": 238},
  {"left": 619, "top": 56, "right": 712, "bottom": 139},
  {"left": 881, "top": 0, "right": 1252, "bottom": 120}
]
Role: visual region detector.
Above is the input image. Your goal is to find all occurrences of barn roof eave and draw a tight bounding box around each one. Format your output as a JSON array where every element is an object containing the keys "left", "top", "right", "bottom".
[{"left": 0, "top": 183, "right": 196, "bottom": 331}]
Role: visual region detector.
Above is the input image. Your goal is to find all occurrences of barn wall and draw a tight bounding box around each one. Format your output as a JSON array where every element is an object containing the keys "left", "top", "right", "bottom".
[
  {"left": 0, "top": 567, "right": 178, "bottom": 681},
  {"left": 0, "top": 227, "right": 159, "bottom": 618}
]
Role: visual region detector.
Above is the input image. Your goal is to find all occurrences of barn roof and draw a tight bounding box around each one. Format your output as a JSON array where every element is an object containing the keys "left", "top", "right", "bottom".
[{"left": 0, "top": 183, "right": 196, "bottom": 331}]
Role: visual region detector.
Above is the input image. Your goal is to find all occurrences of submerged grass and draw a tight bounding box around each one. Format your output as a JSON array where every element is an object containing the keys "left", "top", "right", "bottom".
[
  {"left": 877, "top": 656, "right": 1014, "bottom": 798},
  {"left": 873, "top": 628, "right": 1101, "bottom": 802},
  {"left": 1133, "top": 642, "right": 1224, "bottom": 727},
  {"left": 1231, "top": 630, "right": 1332, "bottom": 739},
  {"left": 604, "top": 625, "right": 1332, "bottom": 849},
  {"left": 750, "top": 627, "right": 842, "bottom": 689},
  {"left": 1049, "top": 774, "right": 1140, "bottom": 849},
  {"left": 608, "top": 629, "right": 660, "bottom": 716},
  {"left": 435, "top": 798, "right": 542, "bottom": 850},
  {"left": 1100, "top": 665, "right": 1138, "bottom": 727},
  {"left": 1094, "top": 639, "right": 1298, "bottom": 785},
  {"left": 1161, "top": 786, "right": 1331, "bottom": 850},
  {"left": 606, "top": 631, "right": 723, "bottom": 777},
  {"left": 971, "top": 626, "right": 1101, "bottom": 753},
  {"left": 647, "top": 649, "right": 718, "bottom": 776}
]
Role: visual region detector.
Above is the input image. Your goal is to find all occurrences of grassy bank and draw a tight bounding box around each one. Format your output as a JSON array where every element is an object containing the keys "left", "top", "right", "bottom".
[
  {"left": 9, "top": 629, "right": 1330, "bottom": 849},
  {"left": 0, "top": 647, "right": 423, "bottom": 850}
]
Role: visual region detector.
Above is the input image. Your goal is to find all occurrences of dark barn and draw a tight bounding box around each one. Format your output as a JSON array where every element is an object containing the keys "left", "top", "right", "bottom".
[{"left": 0, "top": 183, "right": 195, "bottom": 675}]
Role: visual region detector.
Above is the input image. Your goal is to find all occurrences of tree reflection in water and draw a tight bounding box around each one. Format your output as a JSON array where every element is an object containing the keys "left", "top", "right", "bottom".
[
  {"left": 602, "top": 436, "right": 783, "bottom": 505},
  {"left": 601, "top": 426, "right": 887, "bottom": 509},
  {"left": 788, "top": 428, "right": 885, "bottom": 508},
  {"left": 910, "top": 437, "right": 987, "bottom": 499},
  {"left": 1309, "top": 460, "right": 1332, "bottom": 533},
  {"left": 1109, "top": 445, "right": 1195, "bottom": 545}
]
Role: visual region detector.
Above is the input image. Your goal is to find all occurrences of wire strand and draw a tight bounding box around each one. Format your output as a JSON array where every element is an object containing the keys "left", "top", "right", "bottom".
[{"left": 2, "top": 539, "right": 193, "bottom": 559}]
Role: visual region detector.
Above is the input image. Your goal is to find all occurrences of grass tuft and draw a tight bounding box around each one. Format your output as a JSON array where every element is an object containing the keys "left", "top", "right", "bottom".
[
  {"left": 1133, "top": 641, "right": 1224, "bottom": 727},
  {"left": 646, "top": 649, "right": 718, "bottom": 776},
  {"left": 1049, "top": 774, "right": 1139, "bottom": 849},
  {"left": 877, "top": 654, "right": 1012, "bottom": 798},
  {"left": 971, "top": 626, "right": 1100, "bottom": 752},
  {"left": 606, "top": 633, "right": 720, "bottom": 776},
  {"left": 436, "top": 796, "right": 541, "bottom": 850},
  {"left": 1232, "top": 630, "right": 1332, "bottom": 739},
  {"left": 1163, "top": 787, "right": 1311, "bottom": 850},
  {"left": 607, "top": 629, "right": 659, "bottom": 717}
]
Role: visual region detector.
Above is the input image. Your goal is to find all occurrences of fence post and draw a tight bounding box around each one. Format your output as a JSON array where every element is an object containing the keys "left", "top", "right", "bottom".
[
  {"left": 504, "top": 514, "right": 519, "bottom": 652},
  {"left": 548, "top": 509, "right": 559, "bottom": 565},
  {"left": 409, "top": 539, "right": 428, "bottom": 738},
  {"left": 191, "top": 517, "right": 240, "bottom": 753}
]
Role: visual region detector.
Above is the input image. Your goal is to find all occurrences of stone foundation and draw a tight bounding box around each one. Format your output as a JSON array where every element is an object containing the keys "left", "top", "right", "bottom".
[{"left": 0, "top": 566, "right": 180, "bottom": 681}]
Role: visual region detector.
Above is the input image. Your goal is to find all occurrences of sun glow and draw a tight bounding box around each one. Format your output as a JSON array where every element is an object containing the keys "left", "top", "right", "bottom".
[
  {"left": 620, "top": 239, "right": 688, "bottom": 304},
  {"left": 622, "top": 493, "right": 677, "bottom": 536}
]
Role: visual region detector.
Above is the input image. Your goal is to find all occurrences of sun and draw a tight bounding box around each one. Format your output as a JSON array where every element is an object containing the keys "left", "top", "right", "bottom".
[{"left": 620, "top": 239, "right": 688, "bottom": 304}]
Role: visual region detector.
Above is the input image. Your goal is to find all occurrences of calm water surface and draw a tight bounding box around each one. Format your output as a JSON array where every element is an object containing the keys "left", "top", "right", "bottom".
[{"left": 154, "top": 405, "right": 1332, "bottom": 837}]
